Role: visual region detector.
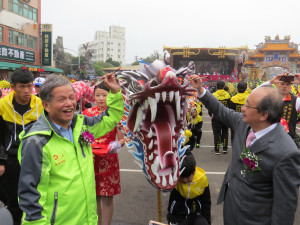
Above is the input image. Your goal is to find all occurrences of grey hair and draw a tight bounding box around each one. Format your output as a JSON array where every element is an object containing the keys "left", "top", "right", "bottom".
[
  {"left": 256, "top": 86, "right": 283, "bottom": 123},
  {"left": 40, "top": 75, "right": 74, "bottom": 102}
]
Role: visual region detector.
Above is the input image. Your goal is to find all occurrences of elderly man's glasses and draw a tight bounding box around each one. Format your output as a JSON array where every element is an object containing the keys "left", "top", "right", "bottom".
[{"left": 244, "top": 104, "right": 259, "bottom": 110}]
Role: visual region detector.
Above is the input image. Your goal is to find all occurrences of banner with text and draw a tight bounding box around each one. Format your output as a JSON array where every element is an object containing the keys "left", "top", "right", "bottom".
[
  {"left": 41, "top": 24, "right": 52, "bottom": 66},
  {"left": 0, "top": 45, "right": 35, "bottom": 63}
]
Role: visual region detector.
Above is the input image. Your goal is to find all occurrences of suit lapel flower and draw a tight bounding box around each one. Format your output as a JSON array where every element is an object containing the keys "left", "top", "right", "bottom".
[{"left": 240, "top": 146, "right": 261, "bottom": 177}]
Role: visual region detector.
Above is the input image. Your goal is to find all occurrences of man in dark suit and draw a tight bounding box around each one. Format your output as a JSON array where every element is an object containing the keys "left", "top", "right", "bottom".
[{"left": 188, "top": 75, "right": 300, "bottom": 225}]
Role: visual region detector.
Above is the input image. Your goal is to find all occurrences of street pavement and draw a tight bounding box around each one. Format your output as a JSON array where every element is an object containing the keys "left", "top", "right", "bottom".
[{"left": 112, "top": 108, "right": 300, "bottom": 225}]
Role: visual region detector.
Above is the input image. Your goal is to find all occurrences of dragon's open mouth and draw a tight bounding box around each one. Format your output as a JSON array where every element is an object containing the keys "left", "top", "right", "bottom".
[{"left": 127, "top": 72, "right": 194, "bottom": 190}]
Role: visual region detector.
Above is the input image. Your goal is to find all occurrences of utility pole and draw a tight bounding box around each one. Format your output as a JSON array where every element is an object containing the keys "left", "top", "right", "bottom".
[{"left": 134, "top": 54, "right": 139, "bottom": 62}]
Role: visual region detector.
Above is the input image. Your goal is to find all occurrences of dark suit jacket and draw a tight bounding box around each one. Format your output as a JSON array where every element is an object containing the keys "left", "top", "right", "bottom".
[{"left": 200, "top": 91, "right": 300, "bottom": 225}]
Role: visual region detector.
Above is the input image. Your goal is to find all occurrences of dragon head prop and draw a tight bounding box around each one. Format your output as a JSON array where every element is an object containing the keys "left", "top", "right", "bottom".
[{"left": 117, "top": 59, "right": 196, "bottom": 191}]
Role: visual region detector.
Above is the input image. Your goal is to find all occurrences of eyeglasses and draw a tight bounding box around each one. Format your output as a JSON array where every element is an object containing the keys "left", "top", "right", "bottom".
[
  {"left": 34, "top": 85, "right": 41, "bottom": 88},
  {"left": 244, "top": 104, "right": 259, "bottom": 110}
]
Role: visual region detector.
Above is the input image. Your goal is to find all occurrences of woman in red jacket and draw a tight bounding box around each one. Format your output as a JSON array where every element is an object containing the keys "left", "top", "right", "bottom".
[{"left": 83, "top": 83, "right": 125, "bottom": 225}]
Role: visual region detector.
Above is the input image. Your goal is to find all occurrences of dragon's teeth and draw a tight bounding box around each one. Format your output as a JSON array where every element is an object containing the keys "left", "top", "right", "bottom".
[
  {"left": 162, "top": 175, "right": 167, "bottom": 187},
  {"left": 148, "top": 128, "right": 153, "bottom": 138},
  {"left": 175, "top": 91, "right": 180, "bottom": 103},
  {"left": 171, "top": 126, "right": 175, "bottom": 136},
  {"left": 133, "top": 107, "right": 142, "bottom": 132},
  {"left": 149, "top": 139, "right": 153, "bottom": 149},
  {"left": 176, "top": 96, "right": 181, "bottom": 121},
  {"left": 169, "top": 173, "right": 174, "bottom": 185},
  {"left": 173, "top": 163, "right": 178, "bottom": 182},
  {"left": 169, "top": 91, "right": 174, "bottom": 102},
  {"left": 155, "top": 92, "right": 160, "bottom": 102},
  {"left": 149, "top": 152, "right": 154, "bottom": 161},
  {"left": 172, "top": 138, "right": 176, "bottom": 148},
  {"left": 162, "top": 91, "right": 167, "bottom": 102},
  {"left": 148, "top": 97, "right": 157, "bottom": 123},
  {"left": 143, "top": 101, "right": 149, "bottom": 110}
]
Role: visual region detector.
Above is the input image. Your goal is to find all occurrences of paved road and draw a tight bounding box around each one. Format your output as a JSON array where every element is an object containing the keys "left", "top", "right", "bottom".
[{"left": 112, "top": 108, "right": 300, "bottom": 225}]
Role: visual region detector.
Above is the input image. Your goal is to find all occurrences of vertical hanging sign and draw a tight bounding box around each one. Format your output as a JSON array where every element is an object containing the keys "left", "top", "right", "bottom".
[{"left": 41, "top": 24, "right": 52, "bottom": 66}]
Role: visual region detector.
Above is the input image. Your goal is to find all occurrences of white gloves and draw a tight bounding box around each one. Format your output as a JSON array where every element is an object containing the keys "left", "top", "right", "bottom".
[{"left": 108, "top": 141, "right": 122, "bottom": 154}]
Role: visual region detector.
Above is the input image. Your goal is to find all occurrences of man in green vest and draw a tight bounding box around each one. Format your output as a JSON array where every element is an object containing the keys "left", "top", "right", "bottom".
[{"left": 18, "top": 74, "right": 124, "bottom": 225}]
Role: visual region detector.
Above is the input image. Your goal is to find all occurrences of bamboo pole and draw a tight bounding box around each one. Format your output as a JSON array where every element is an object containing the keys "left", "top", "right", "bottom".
[{"left": 157, "top": 190, "right": 162, "bottom": 222}]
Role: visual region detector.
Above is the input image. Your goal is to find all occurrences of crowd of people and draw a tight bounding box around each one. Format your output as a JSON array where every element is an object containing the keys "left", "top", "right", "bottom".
[{"left": 0, "top": 68, "right": 300, "bottom": 225}]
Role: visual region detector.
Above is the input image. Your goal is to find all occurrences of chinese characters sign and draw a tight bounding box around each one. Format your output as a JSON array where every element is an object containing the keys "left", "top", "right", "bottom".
[
  {"left": 0, "top": 45, "right": 35, "bottom": 62},
  {"left": 265, "top": 54, "right": 287, "bottom": 62},
  {"left": 41, "top": 24, "right": 52, "bottom": 66}
]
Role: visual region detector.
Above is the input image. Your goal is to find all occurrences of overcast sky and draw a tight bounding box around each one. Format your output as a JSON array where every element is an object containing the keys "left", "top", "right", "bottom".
[{"left": 42, "top": 0, "right": 300, "bottom": 64}]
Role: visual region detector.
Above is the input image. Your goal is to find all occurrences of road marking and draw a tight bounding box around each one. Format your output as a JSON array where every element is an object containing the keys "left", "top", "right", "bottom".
[
  {"left": 120, "top": 169, "right": 226, "bottom": 175},
  {"left": 120, "top": 169, "right": 143, "bottom": 173},
  {"left": 197, "top": 145, "right": 232, "bottom": 148}
]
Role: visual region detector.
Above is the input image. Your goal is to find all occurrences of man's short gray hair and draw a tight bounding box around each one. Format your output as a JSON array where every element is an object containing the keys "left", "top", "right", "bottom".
[
  {"left": 40, "top": 75, "right": 74, "bottom": 102},
  {"left": 256, "top": 86, "right": 283, "bottom": 123}
]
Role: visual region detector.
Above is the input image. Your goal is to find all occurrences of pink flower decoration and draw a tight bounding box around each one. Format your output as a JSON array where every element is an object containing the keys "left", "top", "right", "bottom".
[{"left": 82, "top": 131, "right": 94, "bottom": 144}]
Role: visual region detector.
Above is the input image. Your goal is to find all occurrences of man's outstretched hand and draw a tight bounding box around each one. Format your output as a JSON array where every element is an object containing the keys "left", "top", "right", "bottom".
[
  {"left": 101, "top": 73, "right": 120, "bottom": 94},
  {"left": 188, "top": 75, "right": 204, "bottom": 95}
]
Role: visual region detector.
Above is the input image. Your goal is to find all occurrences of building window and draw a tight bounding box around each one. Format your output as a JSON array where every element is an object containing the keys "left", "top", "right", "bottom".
[
  {"left": 8, "top": 0, "right": 37, "bottom": 22},
  {"left": 8, "top": 29, "right": 37, "bottom": 49},
  {"left": 0, "top": 27, "right": 2, "bottom": 42}
]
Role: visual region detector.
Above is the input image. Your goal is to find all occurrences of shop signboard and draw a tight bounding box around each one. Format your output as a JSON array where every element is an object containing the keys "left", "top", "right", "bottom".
[
  {"left": 41, "top": 24, "right": 52, "bottom": 66},
  {"left": 0, "top": 45, "right": 35, "bottom": 62}
]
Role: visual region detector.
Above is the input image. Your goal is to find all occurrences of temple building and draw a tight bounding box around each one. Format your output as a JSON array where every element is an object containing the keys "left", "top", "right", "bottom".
[
  {"left": 164, "top": 35, "right": 300, "bottom": 82},
  {"left": 243, "top": 35, "right": 300, "bottom": 80}
]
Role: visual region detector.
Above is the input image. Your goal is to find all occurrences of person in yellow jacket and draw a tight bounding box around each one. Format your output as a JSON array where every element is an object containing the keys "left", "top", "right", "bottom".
[
  {"left": 209, "top": 80, "right": 231, "bottom": 154},
  {"left": 188, "top": 109, "right": 203, "bottom": 148},
  {"left": 0, "top": 68, "right": 43, "bottom": 225},
  {"left": 182, "top": 129, "right": 195, "bottom": 151},
  {"left": 228, "top": 81, "right": 249, "bottom": 141},
  {"left": 228, "top": 81, "right": 249, "bottom": 113},
  {"left": 167, "top": 152, "right": 211, "bottom": 225},
  {"left": 186, "top": 101, "right": 202, "bottom": 121}
]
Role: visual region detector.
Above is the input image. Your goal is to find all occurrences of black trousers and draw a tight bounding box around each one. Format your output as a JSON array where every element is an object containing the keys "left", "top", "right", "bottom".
[
  {"left": 0, "top": 173, "right": 8, "bottom": 205},
  {"left": 4, "top": 157, "right": 22, "bottom": 225},
  {"left": 168, "top": 213, "right": 209, "bottom": 225},
  {"left": 211, "top": 118, "right": 228, "bottom": 151},
  {"left": 191, "top": 121, "right": 203, "bottom": 145}
]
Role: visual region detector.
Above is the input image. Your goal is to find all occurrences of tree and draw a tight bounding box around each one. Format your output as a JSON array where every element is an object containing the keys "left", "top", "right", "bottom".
[
  {"left": 105, "top": 58, "right": 120, "bottom": 67},
  {"left": 131, "top": 53, "right": 158, "bottom": 66},
  {"left": 93, "top": 61, "right": 114, "bottom": 77},
  {"left": 131, "top": 61, "right": 139, "bottom": 66}
]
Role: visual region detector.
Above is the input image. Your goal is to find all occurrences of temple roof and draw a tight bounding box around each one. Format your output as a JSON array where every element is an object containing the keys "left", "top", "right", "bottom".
[
  {"left": 249, "top": 53, "right": 264, "bottom": 58},
  {"left": 259, "top": 43, "right": 295, "bottom": 51},
  {"left": 289, "top": 53, "right": 300, "bottom": 58},
  {"left": 244, "top": 60, "right": 255, "bottom": 65}
]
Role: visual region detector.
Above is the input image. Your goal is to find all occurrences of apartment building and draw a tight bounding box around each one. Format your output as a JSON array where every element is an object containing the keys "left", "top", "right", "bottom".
[
  {"left": 79, "top": 26, "right": 126, "bottom": 65},
  {"left": 0, "top": 0, "right": 61, "bottom": 79}
]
